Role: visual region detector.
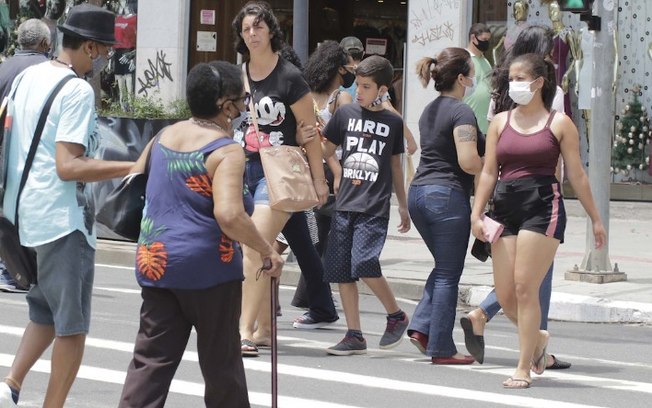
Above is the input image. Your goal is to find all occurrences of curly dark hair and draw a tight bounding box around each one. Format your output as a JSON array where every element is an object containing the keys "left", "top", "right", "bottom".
[
  {"left": 304, "top": 40, "right": 348, "bottom": 93},
  {"left": 279, "top": 43, "right": 303, "bottom": 71},
  {"left": 491, "top": 25, "right": 555, "bottom": 114},
  {"left": 232, "top": 1, "right": 285, "bottom": 59},
  {"left": 186, "top": 61, "right": 243, "bottom": 118}
]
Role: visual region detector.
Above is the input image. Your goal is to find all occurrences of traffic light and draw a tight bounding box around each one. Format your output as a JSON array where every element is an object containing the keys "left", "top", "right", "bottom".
[{"left": 559, "top": 0, "right": 592, "bottom": 14}]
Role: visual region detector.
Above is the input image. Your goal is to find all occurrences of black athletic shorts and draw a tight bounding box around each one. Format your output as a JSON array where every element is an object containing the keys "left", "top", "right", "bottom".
[{"left": 492, "top": 176, "right": 566, "bottom": 243}]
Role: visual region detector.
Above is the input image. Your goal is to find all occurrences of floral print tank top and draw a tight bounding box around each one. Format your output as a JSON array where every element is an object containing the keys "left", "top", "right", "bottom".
[{"left": 135, "top": 136, "right": 253, "bottom": 289}]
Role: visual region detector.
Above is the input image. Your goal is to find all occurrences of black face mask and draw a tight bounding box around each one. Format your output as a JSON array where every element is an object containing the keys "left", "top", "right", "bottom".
[
  {"left": 341, "top": 70, "right": 355, "bottom": 88},
  {"left": 475, "top": 39, "right": 490, "bottom": 52}
]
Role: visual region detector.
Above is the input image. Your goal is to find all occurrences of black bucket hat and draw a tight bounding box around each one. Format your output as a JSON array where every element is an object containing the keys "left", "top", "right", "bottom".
[{"left": 58, "top": 4, "right": 117, "bottom": 45}]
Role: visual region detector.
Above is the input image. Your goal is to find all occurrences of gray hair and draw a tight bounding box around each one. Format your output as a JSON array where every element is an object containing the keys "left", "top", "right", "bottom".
[{"left": 17, "top": 19, "right": 51, "bottom": 50}]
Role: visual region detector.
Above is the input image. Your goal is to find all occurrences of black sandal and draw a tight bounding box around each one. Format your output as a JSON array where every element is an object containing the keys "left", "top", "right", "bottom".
[
  {"left": 548, "top": 354, "right": 572, "bottom": 369},
  {"left": 460, "top": 317, "right": 485, "bottom": 364}
]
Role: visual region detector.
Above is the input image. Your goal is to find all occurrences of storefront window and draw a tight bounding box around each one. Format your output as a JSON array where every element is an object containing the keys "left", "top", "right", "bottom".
[{"left": 102, "top": 0, "right": 138, "bottom": 111}]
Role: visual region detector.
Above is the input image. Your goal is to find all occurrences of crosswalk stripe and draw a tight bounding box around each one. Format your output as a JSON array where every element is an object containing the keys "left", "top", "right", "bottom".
[
  {"left": 0, "top": 325, "right": 617, "bottom": 408},
  {"left": 0, "top": 353, "right": 363, "bottom": 408},
  {"left": 0, "top": 351, "right": 606, "bottom": 408}
]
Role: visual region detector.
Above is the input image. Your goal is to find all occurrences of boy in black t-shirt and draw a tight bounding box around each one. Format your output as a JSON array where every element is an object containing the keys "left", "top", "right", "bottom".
[{"left": 321, "top": 56, "right": 411, "bottom": 355}]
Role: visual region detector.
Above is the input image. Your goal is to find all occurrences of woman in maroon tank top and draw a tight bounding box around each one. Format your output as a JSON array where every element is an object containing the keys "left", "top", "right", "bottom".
[{"left": 470, "top": 53, "right": 606, "bottom": 389}]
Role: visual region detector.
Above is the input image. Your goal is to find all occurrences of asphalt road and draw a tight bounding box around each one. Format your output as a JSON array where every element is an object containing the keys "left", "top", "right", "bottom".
[{"left": 1, "top": 262, "right": 651, "bottom": 408}]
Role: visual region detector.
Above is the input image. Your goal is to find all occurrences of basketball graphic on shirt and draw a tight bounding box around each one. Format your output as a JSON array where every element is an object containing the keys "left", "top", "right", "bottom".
[{"left": 343, "top": 153, "right": 379, "bottom": 172}]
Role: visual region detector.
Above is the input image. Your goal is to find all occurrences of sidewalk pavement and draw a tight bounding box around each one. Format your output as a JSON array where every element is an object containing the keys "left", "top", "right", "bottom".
[{"left": 96, "top": 199, "right": 652, "bottom": 324}]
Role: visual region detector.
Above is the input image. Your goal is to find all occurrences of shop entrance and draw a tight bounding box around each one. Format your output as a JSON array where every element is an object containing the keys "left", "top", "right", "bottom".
[{"left": 188, "top": 0, "right": 246, "bottom": 69}]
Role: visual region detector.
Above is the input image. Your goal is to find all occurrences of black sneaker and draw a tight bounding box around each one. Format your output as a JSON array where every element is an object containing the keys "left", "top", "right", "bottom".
[
  {"left": 326, "top": 335, "right": 367, "bottom": 356},
  {"left": 293, "top": 312, "right": 338, "bottom": 329},
  {"left": 379, "top": 313, "right": 409, "bottom": 349}
]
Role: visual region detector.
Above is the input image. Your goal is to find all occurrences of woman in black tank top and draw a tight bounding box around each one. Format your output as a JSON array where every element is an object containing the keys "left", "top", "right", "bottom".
[{"left": 471, "top": 53, "right": 606, "bottom": 389}]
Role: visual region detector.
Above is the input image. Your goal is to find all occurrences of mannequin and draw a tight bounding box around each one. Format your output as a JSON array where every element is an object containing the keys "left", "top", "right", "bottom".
[
  {"left": 503, "top": 0, "right": 529, "bottom": 51},
  {"left": 113, "top": 0, "right": 137, "bottom": 110},
  {"left": 43, "top": 0, "right": 66, "bottom": 55},
  {"left": 549, "top": 0, "right": 581, "bottom": 118},
  {"left": 493, "top": 0, "right": 529, "bottom": 63}
]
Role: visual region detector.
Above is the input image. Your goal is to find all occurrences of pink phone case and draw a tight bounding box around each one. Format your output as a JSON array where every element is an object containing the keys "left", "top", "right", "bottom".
[{"left": 482, "top": 214, "right": 504, "bottom": 243}]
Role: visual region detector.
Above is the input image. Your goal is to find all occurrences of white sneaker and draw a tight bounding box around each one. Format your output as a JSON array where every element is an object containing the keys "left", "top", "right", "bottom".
[{"left": 0, "top": 382, "right": 17, "bottom": 408}]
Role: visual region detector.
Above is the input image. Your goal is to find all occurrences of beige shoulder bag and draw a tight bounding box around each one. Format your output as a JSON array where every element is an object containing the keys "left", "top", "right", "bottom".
[{"left": 242, "top": 64, "right": 318, "bottom": 212}]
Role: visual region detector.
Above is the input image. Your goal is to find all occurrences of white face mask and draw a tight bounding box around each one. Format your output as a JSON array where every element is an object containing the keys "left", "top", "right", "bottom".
[
  {"left": 508, "top": 79, "right": 537, "bottom": 105},
  {"left": 463, "top": 76, "right": 476, "bottom": 98}
]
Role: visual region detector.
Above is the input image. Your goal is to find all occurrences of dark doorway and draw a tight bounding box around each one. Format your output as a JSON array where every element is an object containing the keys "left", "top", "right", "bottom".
[{"left": 188, "top": 0, "right": 246, "bottom": 70}]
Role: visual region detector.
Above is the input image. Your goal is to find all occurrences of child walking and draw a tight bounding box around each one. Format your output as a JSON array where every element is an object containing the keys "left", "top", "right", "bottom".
[{"left": 321, "top": 55, "right": 411, "bottom": 355}]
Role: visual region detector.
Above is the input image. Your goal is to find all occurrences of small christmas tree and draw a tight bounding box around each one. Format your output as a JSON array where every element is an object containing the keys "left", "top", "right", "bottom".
[{"left": 612, "top": 85, "right": 652, "bottom": 177}]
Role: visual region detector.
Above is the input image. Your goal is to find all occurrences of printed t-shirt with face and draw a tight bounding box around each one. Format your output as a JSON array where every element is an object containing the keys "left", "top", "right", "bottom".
[
  {"left": 236, "top": 58, "right": 310, "bottom": 154},
  {"left": 323, "top": 103, "right": 404, "bottom": 219}
]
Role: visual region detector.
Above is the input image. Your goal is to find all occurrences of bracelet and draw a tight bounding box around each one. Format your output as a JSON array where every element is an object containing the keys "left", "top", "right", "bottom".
[{"left": 313, "top": 178, "right": 328, "bottom": 184}]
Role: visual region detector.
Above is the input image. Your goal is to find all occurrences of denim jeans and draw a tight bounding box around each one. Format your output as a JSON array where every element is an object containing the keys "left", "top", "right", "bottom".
[
  {"left": 479, "top": 263, "right": 553, "bottom": 330},
  {"left": 283, "top": 211, "right": 338, "bottom": 322},
  {"left": 407, "top": 184, "right": 471, "bottom": 357}
]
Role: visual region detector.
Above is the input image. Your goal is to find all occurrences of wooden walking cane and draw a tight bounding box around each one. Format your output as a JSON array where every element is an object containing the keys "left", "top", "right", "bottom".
[{"left": 270, "top": 275, "right": 278, "bottom": 408}]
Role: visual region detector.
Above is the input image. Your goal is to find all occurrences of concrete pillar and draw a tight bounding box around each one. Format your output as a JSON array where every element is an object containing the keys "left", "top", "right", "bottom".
[
  {"left": 403, "top": 0, "right": 468, "bottom": 165},
  {"left": 565, "top": 1, "right": 626, "bottom": 284},
  {"left": 292, "top": 0, "right": 309, "bottom": 65},
  {"left": 134, "top": 0, "right": 189, "bottom": 104}
]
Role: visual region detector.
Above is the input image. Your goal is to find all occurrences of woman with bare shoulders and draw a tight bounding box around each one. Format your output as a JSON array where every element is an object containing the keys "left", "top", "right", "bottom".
[{"left": 471, "top": 53, "right": 605, "bottom": 388}]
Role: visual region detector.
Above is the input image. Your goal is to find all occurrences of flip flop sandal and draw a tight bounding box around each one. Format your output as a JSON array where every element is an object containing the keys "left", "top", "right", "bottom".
[
  {"left": 531, "top": 331, "right": 549, "bottom": 375},
  {"left": 548, "top": 354, "right": 572, "bottom": 369},
  {"left": 254, "top": 338, "right": 272, "bottom": 348},
  {"left": 503, "top": 377, "right": 532, "bottom": 389},
  {"left": 531, "top": 349, "right": 548, "bottom": 375},
  {"left": 241, "top": 339, "right": 259, "bottom": 357}
]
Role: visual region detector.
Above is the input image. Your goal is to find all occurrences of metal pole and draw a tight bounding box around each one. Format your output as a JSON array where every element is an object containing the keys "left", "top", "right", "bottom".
[
  {"left": 292, "top": 0, "right": 309, "bottom": 65},
  {"left": 567, "top": 1, "right": 625, "bottom": 284}
]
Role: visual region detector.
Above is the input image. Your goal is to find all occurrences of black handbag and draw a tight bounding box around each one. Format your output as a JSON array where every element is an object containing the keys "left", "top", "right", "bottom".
[
  {"left": 96, "top": 135, "right": 158, "bottom": 241},
  {"left": 471, "top": 238, "right": 491, "bottom": 262},
  {"left": 470, "top": 210, "right": 498, "bottom": 262},
  {"left": 0, "top": 75, "right": 75, "bottom": 290}
]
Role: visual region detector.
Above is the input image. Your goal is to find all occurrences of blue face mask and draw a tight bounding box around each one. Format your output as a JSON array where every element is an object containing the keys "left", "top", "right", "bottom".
[
  {"left": 86, "top": 54, "right": 110, "bottom": 79},
  {"left": 230, "top": 109, "right": 247, "bottom": 132}
]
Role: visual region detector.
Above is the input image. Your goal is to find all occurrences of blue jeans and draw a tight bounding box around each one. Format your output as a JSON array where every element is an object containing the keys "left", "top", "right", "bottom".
[
  {"left": 244, "top": 159, "right": 270, "bottom": 205},
  {"left": 407, "top": 184, "right": 470, "bottom": 357},
  {"left": 479, "top": 263, "right": 553, "bottom": 330}
]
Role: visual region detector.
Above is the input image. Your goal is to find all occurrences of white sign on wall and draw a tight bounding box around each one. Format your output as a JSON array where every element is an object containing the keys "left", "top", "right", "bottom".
[
  {"left": 405, "top": 0, "right": 467, "bottom": 159},
  {"left": 197, "top": 31, "right": 217, "bottom": 52},
  {"left": 366, "top": 38, "right": 388, "bottom": 55}
]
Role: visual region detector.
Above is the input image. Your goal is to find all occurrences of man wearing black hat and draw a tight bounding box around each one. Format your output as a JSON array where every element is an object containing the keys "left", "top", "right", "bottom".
[{"left": 0, "top": 5, "right": 133, "bottom": 408}]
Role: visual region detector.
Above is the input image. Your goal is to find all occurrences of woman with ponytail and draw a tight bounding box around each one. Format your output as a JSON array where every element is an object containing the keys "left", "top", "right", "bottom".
[
  {"left": 406, "top": 48, "right": 485, "bottom": 364},
  {"left": 471, "top": 53, "right": 605, "bottom": 388}
]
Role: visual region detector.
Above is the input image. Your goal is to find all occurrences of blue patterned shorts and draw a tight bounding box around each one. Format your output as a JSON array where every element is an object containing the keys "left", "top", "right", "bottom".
[{"left": 324, "top": 211, "right": 388, "bottom": 283}]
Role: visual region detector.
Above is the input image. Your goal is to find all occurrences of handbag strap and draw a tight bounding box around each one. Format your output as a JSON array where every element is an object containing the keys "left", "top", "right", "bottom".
[
  {"left": 144, "top": 133, "right": 160, "bottom": 176},
  {"left": 14, "top": 75, "right": 75, "bottom": 230},
  {"left": 242, "top": 63, "right": 262, "bottom": 149}
]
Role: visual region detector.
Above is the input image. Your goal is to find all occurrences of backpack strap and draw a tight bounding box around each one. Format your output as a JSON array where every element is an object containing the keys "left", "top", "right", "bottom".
[{"left": 14, "top": 75, "right": 75, "bottom": 231}]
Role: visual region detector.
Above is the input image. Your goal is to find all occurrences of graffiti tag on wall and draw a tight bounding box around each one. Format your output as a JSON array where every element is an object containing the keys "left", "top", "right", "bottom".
[
  {"left": 409, "top": 0, "right": 459, "bottom": 46},
  {"left": 411, "top": 22, "right": 455, "bottom": 45},
  {"left": 137, "top": 50, "right": 174, "bottom": 97}
]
